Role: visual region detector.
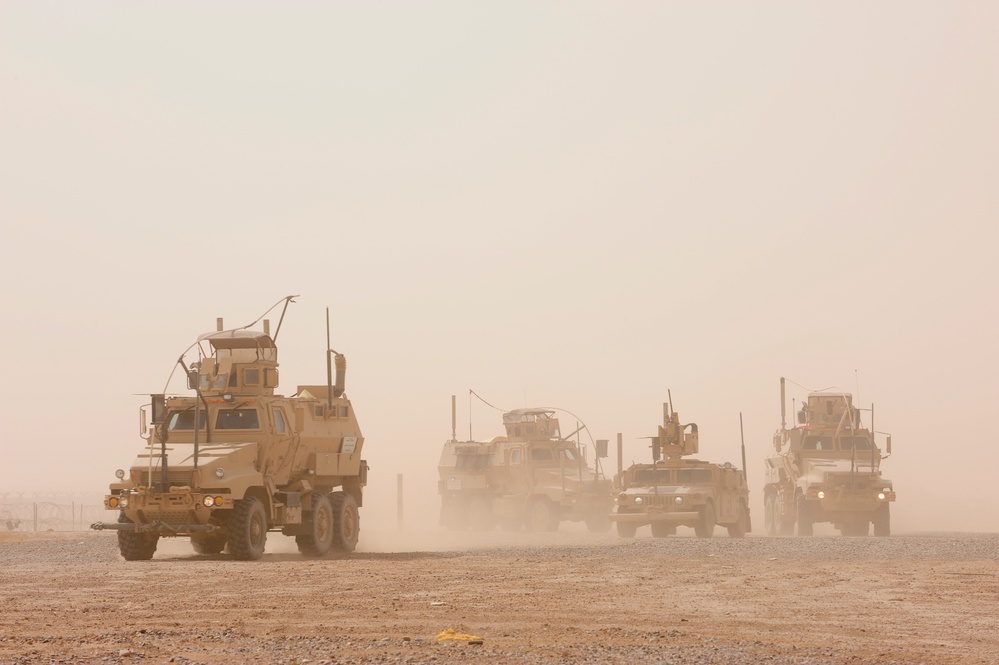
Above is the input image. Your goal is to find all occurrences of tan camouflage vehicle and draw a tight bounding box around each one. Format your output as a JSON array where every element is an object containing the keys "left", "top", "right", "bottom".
[
  {"left": 764, "top": 377, "right": 895, "bottom": 537},
  {"left": 438, "top": 399, "right": 613, "bottom": 532},
  {"left": 92, "top": 296, "right": 368, "bottom": 560},
  {"left": 610, "top": 401, "right": 751, "bottom": 538}
]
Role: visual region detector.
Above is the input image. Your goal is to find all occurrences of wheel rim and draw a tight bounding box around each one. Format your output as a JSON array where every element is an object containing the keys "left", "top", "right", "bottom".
[
  {"left": 316, "top": 504, "right": 331, "bottom": 542},
  {"left": 343, "top": 505, "right": 358, "bottom": 542},
  {"left": 249, "top": 510, "right": 264, "bottom": 546}
]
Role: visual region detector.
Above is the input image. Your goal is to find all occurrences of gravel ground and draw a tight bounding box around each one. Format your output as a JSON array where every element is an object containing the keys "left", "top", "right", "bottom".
[{"left": 0, "top": 530, "right": 996, "bottom": 664}]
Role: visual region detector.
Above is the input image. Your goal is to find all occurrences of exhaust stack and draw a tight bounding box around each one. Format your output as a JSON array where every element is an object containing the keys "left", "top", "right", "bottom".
[{"left": 780, "top": 376, "right": 786, "bottom": 431}]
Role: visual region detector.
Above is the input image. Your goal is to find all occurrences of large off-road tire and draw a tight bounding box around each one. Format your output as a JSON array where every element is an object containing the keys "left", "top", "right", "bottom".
[
  {"left": 727, "top": 503, "right": 748, "bottom": 538},
  {"left": 764, "top": 495, "right": 778, "bottom": 536},
  {"left": 296, "top": 493, "right": 334, "bottom": 557},
  {"left": 873, "top": 503, "right": 891, "bottom": 537},
  {"left": 585, "top": 514, "right": 612, "bottom": 533},
  {"left": 117, "top": 513, "right": 158, "bottom": 561},
  {"left": 842, "top": 521, "right": 870, "bottom": 537},
  {"left": 467, "top": 497, "right": 496, "bottom": 532},
  {"left": 526, "top": 498, "right": 559, "bottom": 532},
  {"left": 694, "top": 502, "right": 715, "bottom": 538},
  {"left": 498, "top": 515, "right": 523, "bottom": 531},
  {"left": 650, "top": 522, "right": 673, "bottom": 538},
  {"left": 330, "top": 491, "right": 360, "bottom": 553},
  {"left": 616, "top": 521, "right": 638, "bottom": 538},
  {"left": 796, "top": 496, "right": 813, "bottom": 537},
  {"left": 440, "top": 496, "right": 469, "bottom": 531},
  {"left": 190, "top": 533, "right": 226, "bottom": 555},
  {"left": 228, "top": 497, "right": 267, "bottom": 561}
]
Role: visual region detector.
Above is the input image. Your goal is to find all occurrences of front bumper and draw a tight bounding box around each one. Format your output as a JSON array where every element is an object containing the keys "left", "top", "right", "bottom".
[
  {"left": 609, "top": 509, "right": 701, "bottom": 524},
  {"left": 95, "top": 489, "right": 234, "bottom": 534},
  {"left": 91, "top": 521, "right": 219, "bottom": 533}
]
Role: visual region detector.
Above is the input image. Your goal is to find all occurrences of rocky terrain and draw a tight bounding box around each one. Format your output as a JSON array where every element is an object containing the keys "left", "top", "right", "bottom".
[{"left": 0, "top": 529, "right": 996, "bottom": 664}]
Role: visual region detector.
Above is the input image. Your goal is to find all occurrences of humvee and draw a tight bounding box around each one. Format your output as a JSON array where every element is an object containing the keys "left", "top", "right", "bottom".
[
  {"left": 92, "top": 296, "right": 368, "bottom": 560},
  {"left": 610, "top": 401, "right": 751, "bottom": 538},
  {"left": 764, "top": 377, "right": 895, "bottom": 536},
  {"left": 438, "top": 398, "right": 613, "bottom": 532}
]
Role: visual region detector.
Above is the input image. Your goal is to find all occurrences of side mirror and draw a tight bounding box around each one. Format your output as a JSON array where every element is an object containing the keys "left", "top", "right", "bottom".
[
  {"left": 151, "top": 394, "right": 166, "bottom": 425},
  {"left": 886, "top": 435, "right": 892, "bottom": 455},
  {"left": 187, "top": 369, "right": 199, "bottom": 391},
  {"left": 595, "top": 439, "right": 608, "bottom": 459},
  {"left": 652, "top": 436, "right": 662, "bottom": 462}
]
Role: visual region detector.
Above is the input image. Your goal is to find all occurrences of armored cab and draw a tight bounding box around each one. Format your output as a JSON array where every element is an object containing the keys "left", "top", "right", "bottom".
[
  {"left": 763, "top": 377, "right": 895, "bottom": 537},
  {"left": 93, "top": 297, "right": 368, "bottom": 560},
  {"left": 610, "top": 401, "right": 751, "bottom": 538},
  {"left": 438, "top": 398, "right": 613, "bottom": 533}
]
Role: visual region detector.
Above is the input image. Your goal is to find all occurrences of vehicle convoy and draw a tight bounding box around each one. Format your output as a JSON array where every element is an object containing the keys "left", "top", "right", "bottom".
[
  {"left": 438, "top": 396, "right": 614, "bottom": 532},
  {"left": 764, "top": 377, "right": 895, "bottom": 537},
  {"left": 610, "top": 398, "right": 751, "bottom": 538},
  {"left": 92, "top": 296, "right": 368, "bottom": 561}
]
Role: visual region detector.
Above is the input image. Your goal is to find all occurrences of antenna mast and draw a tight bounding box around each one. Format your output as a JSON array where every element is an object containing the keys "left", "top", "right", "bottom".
[{"left": 326, "top": 307, "right": 333, "bottom": 411}]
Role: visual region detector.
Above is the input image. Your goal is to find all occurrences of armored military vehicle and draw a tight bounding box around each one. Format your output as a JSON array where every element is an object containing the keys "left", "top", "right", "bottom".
[
  {"left": 610, "top": 399, "right": 751, "bottom": 538},
  {"left": 438, "top": 397, "right": 613, "bottom": 532},
  {"left": 763, "top": 377, "right": 894, "bottom": 537},
  {"left": 92, "top": 296, "right": 368, "bottom": 560}
]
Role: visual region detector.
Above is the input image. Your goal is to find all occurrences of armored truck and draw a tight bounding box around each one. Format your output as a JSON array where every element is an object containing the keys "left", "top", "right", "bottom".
[
  {"left": 92, "top": 296, "right": 368, "bottom": 560},
  {"left": 610, "top": 401, "right": 751, "bottom": 538},
  {"left": 438, "top": 398, "right": 613, "bottom": 532},
  {"left": 764, "top": 377, "right": 895, "bottom": 537}
]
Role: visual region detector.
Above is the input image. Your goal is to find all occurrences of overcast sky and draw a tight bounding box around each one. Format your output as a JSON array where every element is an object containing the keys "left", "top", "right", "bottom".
[{"left": 1, "top": 2, "right": 997, "bottom": 533}]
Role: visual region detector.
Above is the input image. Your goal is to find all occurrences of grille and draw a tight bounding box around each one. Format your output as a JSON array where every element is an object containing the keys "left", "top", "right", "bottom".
[{"left": 137, "top": 470, "right": 194, "bottom": 489}]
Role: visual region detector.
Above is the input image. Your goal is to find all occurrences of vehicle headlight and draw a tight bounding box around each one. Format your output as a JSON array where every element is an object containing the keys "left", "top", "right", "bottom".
[
  {"left": 108, "top": 496, "right": 119, "bottom": 508},
  {"left": 118, "top": 495, "right": 129, "bottom": 508},
  {"left": 877, "top": 492, "right": 886, "bottom": 500},
  {"left": 674, "top": 496, "right": 683, "bottom": 505},
  {"left": 634, "top": 497, "right": 644, "bottom": 506},
  {"left": 817, "top": 491, "right": 825, "bottom": 499},
  {"left": 215, "top": 467, "right": 225, "bottom": 479},
  {"left": 203, "top": 496, "right": 215, "bottom": 508},
  {"left": 115, "top": 469, "right": 125, "bottom": 480}
]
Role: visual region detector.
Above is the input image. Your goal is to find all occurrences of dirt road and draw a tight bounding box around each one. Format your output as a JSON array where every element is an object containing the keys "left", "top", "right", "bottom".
[{"left": 0, "top": 529, "right": 996, "bottom": 664}]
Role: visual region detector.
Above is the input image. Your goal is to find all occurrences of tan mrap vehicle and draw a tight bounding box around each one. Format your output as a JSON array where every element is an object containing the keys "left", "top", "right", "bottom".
[
  {"left": 438, "top": 398, "right": 614, "bottom": 532},
  {"left": 92, "top": 296, "right": 369, "bottom": 561},
  {"left": 764, "top": 377, "right": 895, "bottom": 537},
  {"left": 610, "top": 401, "right": 751, "bottom": 538}
]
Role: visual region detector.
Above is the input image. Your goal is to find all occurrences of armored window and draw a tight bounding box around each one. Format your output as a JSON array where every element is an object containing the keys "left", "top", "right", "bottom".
[
  {"left": 273, "top": 409, "right": 286, "bottom": 434},
  {"left": 804, "top": 436, "right": 834, "bottom": 451},
  {"left": 216, "top": 409, "right": 260, "bottom": 430},
  {"left": 675, "top": 468, "right": 714, "bottom": 484},
  {"left": 510, "top": 449, "right": 522, "bottom": 465},
  {"left": 841, "top": 436, "right": 871, "bottom": 450},
  {"left": 315, "top": 405, "right": 324, "bottom": 418},
  {"left": 634, "top": 469, "right": 671, "bottom": 484},
  {"left": 559, "top": 448, "right": 579, "bottom": 462},
  {"left": 167, "top": 410, "right": 207, "bottom": 430},
  {"left": 340, "top": 405, "right": 348, "bottom": 418},
  {"left": 244, "top": 368, "right": 260, "bottom": 386},
  {"left": 456, "top": 454, "right": 489, "bottom": 470},
  {"left": 530, "top": 448, "right": 553, "bottom": 461}
]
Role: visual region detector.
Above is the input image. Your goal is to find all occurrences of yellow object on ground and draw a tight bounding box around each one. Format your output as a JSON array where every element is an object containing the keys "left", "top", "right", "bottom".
[{"left": 435, "top": 628, "right": 482, "bottom": 642}]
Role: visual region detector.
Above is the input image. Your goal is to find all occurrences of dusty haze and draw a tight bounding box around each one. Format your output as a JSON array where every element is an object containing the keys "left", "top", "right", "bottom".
[{"left": 1, "top": 3, "right": 997, "bottom": 536}]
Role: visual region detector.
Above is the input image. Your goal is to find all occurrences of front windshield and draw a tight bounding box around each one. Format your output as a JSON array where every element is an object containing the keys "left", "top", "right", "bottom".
[
  {"left": 559, "top": 448, "right": 579, "bottom": 462},
  {"left": 216, "top": 409, "right": 260, "bottom": 430},
  {"left": 167, "top": 410, "right": 207, "bottom": 431},
  {"left": 804, "top": 436, "right": 872, "bottom": 451},
  {"left": 676, "top": 468, "right": 714, "bottom": 484},
  {"left": 634, "top": 468, "right": 671, "bottom": 484}
]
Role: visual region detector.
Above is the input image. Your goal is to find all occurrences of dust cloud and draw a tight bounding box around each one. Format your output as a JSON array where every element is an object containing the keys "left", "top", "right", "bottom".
[{"left": 2, "top": 4, "right": 998, "bottom": 538}]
